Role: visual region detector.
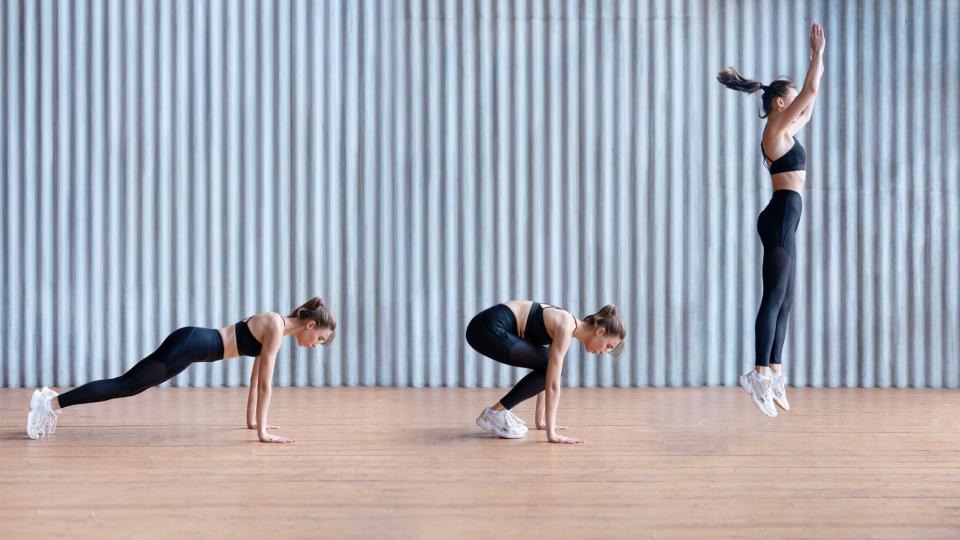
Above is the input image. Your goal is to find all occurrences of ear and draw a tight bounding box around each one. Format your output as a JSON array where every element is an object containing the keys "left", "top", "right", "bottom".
[
  {"left": 775, "top": 96, "right": 785, "bottom": 111},
  {"left": 595, "top": 327, "right": 607, "bottom": 337},
  {"left": 306, "top": 321, "right": 316, "bottom": 330}
]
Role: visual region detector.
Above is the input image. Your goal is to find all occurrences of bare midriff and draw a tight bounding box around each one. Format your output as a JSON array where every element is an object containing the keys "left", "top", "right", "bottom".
[
  {"left": 218, "top": 326, "right": 239, "bottom": 359},
  {"left": 770, "top": 170, "right": 805, "bottom": 194}
]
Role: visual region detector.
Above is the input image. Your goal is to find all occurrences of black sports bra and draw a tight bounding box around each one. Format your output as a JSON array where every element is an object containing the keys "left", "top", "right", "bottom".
[
  {"left": 761, "top": 136, "right": 806, "bottom": 175},
  {"left": 523, "top": 303, "right": 577, "bottom": 346},
  {"left": 234, "top": 313, "right": 283, "bottom": 357}
]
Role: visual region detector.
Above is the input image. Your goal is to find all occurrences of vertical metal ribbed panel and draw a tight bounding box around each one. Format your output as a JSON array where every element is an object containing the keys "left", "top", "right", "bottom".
[{"left": 1, "top": 1, "right": 958, "bottom": 388}]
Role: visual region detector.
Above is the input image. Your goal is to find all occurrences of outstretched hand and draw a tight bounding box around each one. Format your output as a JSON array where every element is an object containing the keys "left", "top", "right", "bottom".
[{"left": 810, "top": 22, "right": 825, "bottom": 53}]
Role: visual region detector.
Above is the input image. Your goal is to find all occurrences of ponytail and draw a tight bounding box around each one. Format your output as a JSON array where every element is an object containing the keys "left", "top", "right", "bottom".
[
  {"left": 718, "top": 66, "right": 796, "bottom": 119},
  {"left": 717, "top": 67, "right": 764, "bottom": 94}
]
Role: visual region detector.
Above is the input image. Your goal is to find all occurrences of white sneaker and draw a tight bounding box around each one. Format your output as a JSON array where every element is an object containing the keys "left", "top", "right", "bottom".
[
  {"left": 26, "top": 387, "right": 60, "bottom": 440},
  {"left": 476, "top": 407, "right": 527, "bottom": 439},
  {"left": 770, "top": 373, "right": 790, "bottom": 411},
  {"left": 26, "top": 390, "right": 44, "bottom": 439},
  {"left": 739, "top": 371, "right": 778, "bottom": 418}
]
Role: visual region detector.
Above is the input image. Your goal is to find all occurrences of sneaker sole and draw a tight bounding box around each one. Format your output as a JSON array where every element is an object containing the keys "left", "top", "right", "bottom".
[
  {"left": 493, "top": 427, "right": 526, "bottom": 439},
  {"left": 26, "top": 390, "right": 41, "bottom": 440},
  {"left": 773, "top": 397, "right": 791, "bottom": 411},
  {"left": 740, "top": 375, "right": 777, "bottom": 418}
]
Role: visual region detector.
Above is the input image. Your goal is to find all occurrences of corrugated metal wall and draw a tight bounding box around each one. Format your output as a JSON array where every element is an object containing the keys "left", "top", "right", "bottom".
[{"left": 2, "top": 1, "right": 958, "bottom": 389}]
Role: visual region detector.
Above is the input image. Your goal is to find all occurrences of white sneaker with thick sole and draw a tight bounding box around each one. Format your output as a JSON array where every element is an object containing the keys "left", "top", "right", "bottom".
[
  {"left": 739, "top": 370, "right": 778, "bottom": 418},
  {"left": 476, "top": 407, "right": 527, "bottom": 439},
  {"left": 26, "top": 387, "right": 60, "bottom": 440},
  {"left": 26, "top": 389, "right": 44, "bottom": 439},
  {"left": 770, "top": 373, "right": 790, "bottom": 411}
]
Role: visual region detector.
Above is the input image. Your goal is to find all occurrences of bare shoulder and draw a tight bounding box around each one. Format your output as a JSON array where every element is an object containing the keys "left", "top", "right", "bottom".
[
  {"left": 545, "top": 307, "right": 576, "bottom": 335},
  {"left": 250, "top": 312, "right": 284, "bottom": 340},
  {"left": 761, "top": 128, "right": 794, "bottom": 156}
]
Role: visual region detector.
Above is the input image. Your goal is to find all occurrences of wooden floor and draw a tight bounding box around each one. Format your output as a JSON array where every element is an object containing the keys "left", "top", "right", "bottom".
[{"left": 1, "top": 388, "right": 959, "bottom": 539}]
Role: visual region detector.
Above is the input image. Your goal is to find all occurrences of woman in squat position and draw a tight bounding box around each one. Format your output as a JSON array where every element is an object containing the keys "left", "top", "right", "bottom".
[{"left": 466, "top": 301, "right": 625, "bottom": 444}]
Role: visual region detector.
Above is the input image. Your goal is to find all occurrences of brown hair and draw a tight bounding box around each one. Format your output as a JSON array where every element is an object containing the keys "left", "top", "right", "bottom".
[
  {"left": 583, "top": 304, "right": 626, "bottom": 357},
  {"left": 717, "top": 66, "right": 795, "bottom": 118},
  {"left": 288, "top": 297, "right": 337, "bottom": 334}
]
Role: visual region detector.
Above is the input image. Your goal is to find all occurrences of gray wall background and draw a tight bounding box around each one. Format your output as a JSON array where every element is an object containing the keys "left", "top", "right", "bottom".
[{"left": 2, "top": 1, "right": 958, "bottom": 389}]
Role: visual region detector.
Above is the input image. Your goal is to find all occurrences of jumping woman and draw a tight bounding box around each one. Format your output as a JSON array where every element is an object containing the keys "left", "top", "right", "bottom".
[
  {"left": 718, "top": 22, "right": 825, "bottom": 417},
  {"left": 26, "top": 297, "right": 336, "bottom": 443},
  {"left": 465, "top": 301, "right": 625, "bottom": 444}
]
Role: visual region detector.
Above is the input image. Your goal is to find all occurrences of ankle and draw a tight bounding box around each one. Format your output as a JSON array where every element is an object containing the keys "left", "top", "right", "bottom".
[{"left": 491, "top": 403, "right": 506, "bottom": 412}]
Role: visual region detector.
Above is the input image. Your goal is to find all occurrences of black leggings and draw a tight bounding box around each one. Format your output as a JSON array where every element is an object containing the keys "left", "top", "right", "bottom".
[
  {"left": 465, "top": 305, "right": 549, "bottom": 410},
  {"left": 57, "top": 327, "right": 225, "bottom": 408},
  {"left": 755, "top": 190, "right": 802, "bottom": 367}
]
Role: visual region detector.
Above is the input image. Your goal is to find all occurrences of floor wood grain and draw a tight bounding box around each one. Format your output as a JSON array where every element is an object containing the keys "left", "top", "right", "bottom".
[{"left": 1, "top": 388, "right": 958, "bottom": 539}]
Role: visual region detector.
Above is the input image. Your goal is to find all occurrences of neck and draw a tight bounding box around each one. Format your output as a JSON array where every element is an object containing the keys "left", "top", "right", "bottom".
[
  {"left": 571, "top": 322, "right": 589, "bottom": 343},
  {"left": 282, "top": 317, "right": 297, "bottom": 337}
]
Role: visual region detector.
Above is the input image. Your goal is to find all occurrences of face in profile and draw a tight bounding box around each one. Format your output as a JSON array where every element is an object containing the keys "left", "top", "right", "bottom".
[
  {"left": 583, "top": 328, "right": 622, "bottom": 356},
  {"left": 776, "top": 86, "right": 799, "bottom": 111},
  {"left": 296, "top": 321, "right": 335, "bottom": 348}
]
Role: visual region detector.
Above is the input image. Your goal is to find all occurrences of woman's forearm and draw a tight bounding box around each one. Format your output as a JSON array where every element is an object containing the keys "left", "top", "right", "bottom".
[
  {"left": 246, "top": 388, "right": 257, "bottom": 427},
  {"left": 535, "top": 392, "right": 546, "bottom": 427},
  {"left": 803, "top": 49, "right": 824, "bottom": 93},
  {"left": 246, "top": 359, "right": 260, "bottom": 427},
  {"left": 255, "top": 385, "right": 272, "bottom": 438},
  {"left": 545, "top": 383, "right": 561, "bottom": 433}
]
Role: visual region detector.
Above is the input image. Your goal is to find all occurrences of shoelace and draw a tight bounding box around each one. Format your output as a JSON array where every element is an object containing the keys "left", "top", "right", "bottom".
[
  {"left": 506, "top": 411, "right": 526, "bottom": 427},
  {"left": 496, "top": 410, "right": 524, "bottom": 430}
]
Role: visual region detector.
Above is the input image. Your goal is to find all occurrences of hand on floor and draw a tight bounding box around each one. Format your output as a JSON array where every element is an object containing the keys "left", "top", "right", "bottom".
[{"left": 258, "top": 433, "right": 295, "bottom": 444}]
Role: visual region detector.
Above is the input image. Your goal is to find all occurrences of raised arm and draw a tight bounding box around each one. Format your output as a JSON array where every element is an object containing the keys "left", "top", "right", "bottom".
[{"left": 770, "top": 23, "right": 826, "bottom": 136}]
